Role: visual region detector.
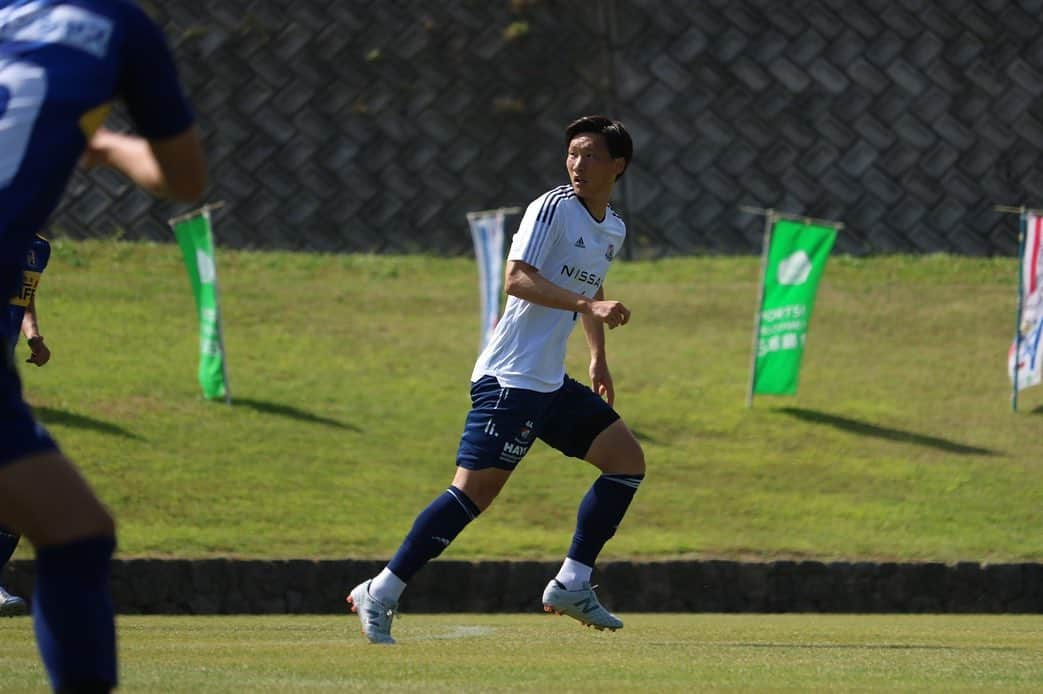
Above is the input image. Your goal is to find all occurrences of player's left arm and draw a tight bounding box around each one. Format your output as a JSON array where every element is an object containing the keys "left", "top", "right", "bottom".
[
  {"left": 582, "top": 286, "right": 614, "bottom": 405},
  {"left": 21, "top": 294, "right": 50, "bottom": 367}
]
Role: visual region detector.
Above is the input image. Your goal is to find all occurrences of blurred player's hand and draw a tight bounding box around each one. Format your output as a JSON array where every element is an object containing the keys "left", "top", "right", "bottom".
[
  {"left": 80, "top": 127, "right": 114, "bottom": 169},
  {"left": 26, "top": 336, "right": 50, "bottom": 367}
]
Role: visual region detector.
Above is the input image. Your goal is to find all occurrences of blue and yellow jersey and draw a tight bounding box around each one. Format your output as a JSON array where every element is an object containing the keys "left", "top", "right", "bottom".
[
  {"left": 0, "top": 0, "right": 195, "bottom": 304},
  {"left": 6, "top": 234, "right": 49, "bottom": 340}
]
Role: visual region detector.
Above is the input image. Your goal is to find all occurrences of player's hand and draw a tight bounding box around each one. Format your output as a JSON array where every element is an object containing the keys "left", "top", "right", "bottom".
[
  {"left": 26, "top": 336, "right": 50, "bottom": 367},
  {"left": 590, "top": 360, "right": 615, "bottom": 407},
  {"left": 589, "top": 300, "right": 630, "bottom": 329},
  {"left": 80, "top": 127, "right": 114, "bottom": 169}
]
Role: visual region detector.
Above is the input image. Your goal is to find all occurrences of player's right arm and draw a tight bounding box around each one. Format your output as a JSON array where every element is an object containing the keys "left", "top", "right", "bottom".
[
  {"left": 506, "top": 193, "right": 629, "bottom": 327},
  {"left": 83, "top": 3, "right": 207, "bottom": 202},
  {"left": 505, "top": 261, "right": 629, "bottom": 328},
  {"left": 82, "top": 126, "right": 206, "bottom": 202}
]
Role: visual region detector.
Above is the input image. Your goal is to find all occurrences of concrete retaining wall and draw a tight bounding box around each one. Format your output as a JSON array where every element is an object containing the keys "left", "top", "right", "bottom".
[
  {"left": 4, "top": 558, "right": 1041, "bottom": 614},
  {"left": 56, "top": 1, "right": 1043, "bottom": 256}
]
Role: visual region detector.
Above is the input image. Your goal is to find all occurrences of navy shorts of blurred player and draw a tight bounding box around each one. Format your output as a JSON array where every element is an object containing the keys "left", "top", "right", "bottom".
[
  {"left": 456, "top": 374, "right": 620, "bottom": 471},
  {"left": 0, "top": 346, "right": 58, "bottom": 470}
]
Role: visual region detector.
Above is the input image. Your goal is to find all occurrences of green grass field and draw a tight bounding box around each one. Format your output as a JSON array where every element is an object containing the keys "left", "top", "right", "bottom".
[
  {"left": 2, "top": 614, "right": 1042, "bottom": 692},
  {"left": 9, "top": 240, "right": 1043, "bottom": 562}
]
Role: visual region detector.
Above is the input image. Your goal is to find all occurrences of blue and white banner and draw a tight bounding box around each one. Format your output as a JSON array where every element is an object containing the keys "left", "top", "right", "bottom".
[
  {"left": 1009, "top": 212, "right": 1043, "bottom": 392},
  {"left": 467, "top": 209, "right": 508, "bottom": 351}
]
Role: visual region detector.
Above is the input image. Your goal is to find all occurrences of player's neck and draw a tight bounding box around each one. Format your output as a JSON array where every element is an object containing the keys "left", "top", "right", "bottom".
[{"left": 577, "top": 195, "right": 609, "bottom": 223}]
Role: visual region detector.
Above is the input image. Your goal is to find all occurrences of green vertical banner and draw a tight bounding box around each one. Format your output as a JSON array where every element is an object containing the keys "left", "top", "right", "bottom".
[
  {"left": 749, "top": 216, "right": 838, "bottom": 400},
  {"left": 171, "top": 207, "right": 230, "bottom": 402}
]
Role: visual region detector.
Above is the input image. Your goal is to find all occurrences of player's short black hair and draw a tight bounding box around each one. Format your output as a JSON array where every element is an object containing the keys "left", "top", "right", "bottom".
[{"left": 565, "top": 115, "right": 633, "bottom": 179}]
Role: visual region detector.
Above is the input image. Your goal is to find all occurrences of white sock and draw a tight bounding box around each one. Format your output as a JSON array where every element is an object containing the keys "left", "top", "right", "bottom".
[
  {"left": 369, "top": 567, "right": 406, "bottom": 605},
  {"left": 554, "top": 557, "right": 592, "bottom": 591}
]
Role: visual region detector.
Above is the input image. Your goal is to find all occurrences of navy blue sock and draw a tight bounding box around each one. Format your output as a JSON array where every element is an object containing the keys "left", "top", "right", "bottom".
[
  {"left": 387, "top": 486, "right": 480, "bottom": 582},
  {"left": 0, "top": 525, "right": 19, "bottom": 569},
  {"left": 33, "top": 536, "right": 117, "bottom": 692},
  {"left": 567, "top": 473, "right": 644, "bottom": 567}
]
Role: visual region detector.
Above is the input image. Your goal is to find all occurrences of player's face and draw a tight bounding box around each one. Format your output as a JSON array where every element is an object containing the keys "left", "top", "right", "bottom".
[{"left": 566, "top": 133, "right": 624, "bottom": 202}]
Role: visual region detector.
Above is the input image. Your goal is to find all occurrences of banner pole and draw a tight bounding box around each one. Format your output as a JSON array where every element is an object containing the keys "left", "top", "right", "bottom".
[
  {"left": 746, "top": 209, "right": 775, "bottom": 408},
  {"left": 167, "top": 200, "right": 226, "bottom": 228},
  {"left": 739, "top": 205, "right": 845, "bottom": 231},
  {"left": 1012, "top": 208, "right": 1027, "bottom": 412},
  {"left": 465, "top": 206, "right": 521, "bottom": 218},
  {"left": 204, "top": 206, "right": 232, "bottom": 406}
]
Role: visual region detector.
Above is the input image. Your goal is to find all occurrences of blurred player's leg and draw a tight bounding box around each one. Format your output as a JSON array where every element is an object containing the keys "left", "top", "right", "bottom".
[
  {"left": 0, "top": 451, "right": 117, "bottom": 692},
  {"left": 0, "top": 525, "right": 26, "bottom": 616}
]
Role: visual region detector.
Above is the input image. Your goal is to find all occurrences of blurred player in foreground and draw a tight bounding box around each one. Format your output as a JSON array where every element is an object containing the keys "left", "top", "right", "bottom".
[
  {"left": 0, "top": 0, "right": 206, "bottom": 690},
  {"left": 348, "top": 115, "right": 644, "bottom": 644},
  {"left": 0, "top": 233, "right": 52, "bottom": 616}
]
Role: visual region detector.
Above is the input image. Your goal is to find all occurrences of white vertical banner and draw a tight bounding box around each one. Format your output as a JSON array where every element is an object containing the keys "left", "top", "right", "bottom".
[
  {"left": 466, "top": 209, "right": 513, "bottom": 351},
  {"left": 1009, "top": 212, "right": 1043, "bottom": 394}
]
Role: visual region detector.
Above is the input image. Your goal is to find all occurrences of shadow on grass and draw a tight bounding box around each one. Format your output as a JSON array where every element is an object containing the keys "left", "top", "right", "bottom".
[
  {"left": 33, "top": 406, "right": 142, "bottom": 440},
  {"left": 232, "top": 397, "right": 360, "bottom": 431},
  {"left": 778, "top": 407, "right": 999, "bottom": 457}
]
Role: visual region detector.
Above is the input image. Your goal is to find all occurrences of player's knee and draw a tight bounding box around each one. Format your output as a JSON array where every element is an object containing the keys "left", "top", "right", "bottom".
[
  {"left": 452, "top": 467, "right": 510, "bottom": 512},
  {"left": 94, "top": 506, "right": 117, "bottom": 539},
  {"left": 71, "top": 494, "right": 116, "bottom": 540},
  {"left": 598, "top": 433, "right": 645, "bottom": 476},
  {"left": 616, "top": 438, "right": 645, "bottom": 476},
  {"left": 30, "top": 499, "right": 115, "bottom": 548},
  {"left": 460, "top": 483, "right": 501, "bottom": 512},
  {"left": 629, "top": 441, "right": 646, "bottom": 476}
]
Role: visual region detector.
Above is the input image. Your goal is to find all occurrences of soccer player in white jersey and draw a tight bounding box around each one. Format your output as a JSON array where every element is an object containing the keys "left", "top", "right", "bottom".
[{"left": 348, "top": 115, "right": 644, "bottom": 644}]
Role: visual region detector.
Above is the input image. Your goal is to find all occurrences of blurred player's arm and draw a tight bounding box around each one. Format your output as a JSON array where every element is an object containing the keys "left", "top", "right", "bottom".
[
  {"left": 82, "top": 126, "right": 207, "bottom": 202},
  {"left": 21, "top": 294, "right": 50, "bottom": 367},
  {"left": 581, "top": 286, "right": 614, "bottom": 404},
  {"left": 505, "top": 260, "right": 630, "bottom": 329}
]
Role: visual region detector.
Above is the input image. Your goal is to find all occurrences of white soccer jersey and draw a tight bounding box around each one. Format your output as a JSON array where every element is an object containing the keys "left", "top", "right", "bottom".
[{"left": 471, "top": 185, "right": 627, "bottom": 392}]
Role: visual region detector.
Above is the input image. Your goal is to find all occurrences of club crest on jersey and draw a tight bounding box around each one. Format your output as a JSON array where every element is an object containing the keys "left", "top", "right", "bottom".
[
  {"left": 605, "top": 244, "right": 615, "bottom": 261},
  {"left": 515, "top": 420, "right": 534, "bottom": 444}
]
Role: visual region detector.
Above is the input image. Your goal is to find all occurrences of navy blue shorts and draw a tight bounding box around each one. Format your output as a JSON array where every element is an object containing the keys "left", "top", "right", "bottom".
[
  {"left": 0, "top": 347, "right": 58, "bottom": 469},
  {"left": 456, "top": 374, "right": 620, "bottom": 471}
]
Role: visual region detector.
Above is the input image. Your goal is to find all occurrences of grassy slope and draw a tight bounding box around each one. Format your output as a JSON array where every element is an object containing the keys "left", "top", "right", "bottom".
[{"left": 13, "top": 240, "right": 1042, "bottom": 561}]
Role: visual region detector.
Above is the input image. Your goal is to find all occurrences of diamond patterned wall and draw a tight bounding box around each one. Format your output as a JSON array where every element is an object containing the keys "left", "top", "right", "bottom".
[{"left": 50, "top": 0, "right": 1043, "bottom": 256}]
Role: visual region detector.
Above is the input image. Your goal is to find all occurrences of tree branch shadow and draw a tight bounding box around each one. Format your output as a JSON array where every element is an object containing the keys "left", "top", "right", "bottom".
[
  {"left": 32, "top": 406, "right": 143, "bottom": 441},
  {"left": 777, "top": 407, "right": 1000, "bottom": 457}
]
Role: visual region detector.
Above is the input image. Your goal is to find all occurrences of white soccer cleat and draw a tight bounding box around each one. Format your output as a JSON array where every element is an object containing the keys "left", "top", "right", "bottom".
[
  {"left": 346, "top": 579, "right": 397, "bottom": 644},
  {"left": 541, "top": 579, "right": 623, "bottom": 631},
  {"left": 0, "top": 585, "right": 27, "bottom": 617}
]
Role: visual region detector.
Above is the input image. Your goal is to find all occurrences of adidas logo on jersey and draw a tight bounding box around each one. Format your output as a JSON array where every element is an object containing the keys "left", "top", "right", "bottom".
[{"left": 574, "top": 237, "right": 586, "bottom": 248}]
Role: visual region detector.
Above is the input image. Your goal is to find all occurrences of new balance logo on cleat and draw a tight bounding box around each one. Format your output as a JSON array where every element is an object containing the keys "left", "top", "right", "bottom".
[
  {"left": 541, "top": 579, "right": 623, "bottom": 631},
  {"left": 574, "top": 237, "right": 585, "bottom": 248},
  {"left": 573, "top": 595, "right": 600, "bottom": 614}
]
